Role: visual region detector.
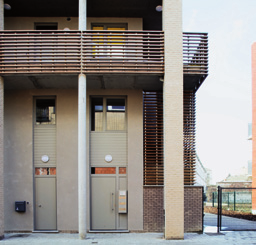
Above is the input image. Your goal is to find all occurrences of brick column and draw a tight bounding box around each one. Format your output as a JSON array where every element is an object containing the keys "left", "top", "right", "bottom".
[
  {"left": 252, "top": 42, "right": 256, "bottom": 214},
  {"left": 0, "top": 0, "right": 4, "bottom": 240},
  {"left": 162, "top": 0, "right": 184, "bottom": 239}
]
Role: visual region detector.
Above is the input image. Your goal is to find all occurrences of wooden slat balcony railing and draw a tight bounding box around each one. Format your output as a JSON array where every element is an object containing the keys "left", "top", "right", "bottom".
[
  {"left": 0, "top": 31, "right": 82, "bottom": 74},
  {"left": 183, "top": 32, "right": 208, "bottom": 75},
  {"left": 0, "top": 31, "right": 208, "bottom": 76},
  {"left": 82, "top": 31, "right": 164, "bottom": 74}
]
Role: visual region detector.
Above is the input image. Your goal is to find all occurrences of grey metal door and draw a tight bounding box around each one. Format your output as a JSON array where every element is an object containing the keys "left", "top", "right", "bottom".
[
  {"left": 35, "top": 177, "right": 56, "bottom": 230},
  {"left": 91, "top": 176, "right": 116, "bottom": 230}
]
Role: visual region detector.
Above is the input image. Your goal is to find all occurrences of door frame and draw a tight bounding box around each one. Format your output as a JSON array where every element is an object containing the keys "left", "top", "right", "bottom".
[{"left": 33, "top": 96, "right": 57, "bottom": 231}]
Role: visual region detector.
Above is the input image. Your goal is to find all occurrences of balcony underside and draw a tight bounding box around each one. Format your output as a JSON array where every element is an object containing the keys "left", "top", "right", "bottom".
[
  {"left": 3, "top": 75, "right": 164, "bottom": 90},
  {"left": 3, "top": 74, "right": 205, "bottom": 92}
]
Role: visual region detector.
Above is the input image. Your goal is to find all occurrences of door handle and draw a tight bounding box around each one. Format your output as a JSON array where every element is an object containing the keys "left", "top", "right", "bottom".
[
  {"left": 38, "top": 205, "right": 42, "bottom": 207},
  {"left": 111, "top": 193, "right": 114, "bottom": 211}
]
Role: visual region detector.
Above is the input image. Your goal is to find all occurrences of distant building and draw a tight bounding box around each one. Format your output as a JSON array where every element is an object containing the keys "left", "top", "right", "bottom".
[
  {"left": 195, "top": 154, "right": 208, "bottom": 190},
  {"left": 217, "top": 174, "right": 252, "bottom": 189}
]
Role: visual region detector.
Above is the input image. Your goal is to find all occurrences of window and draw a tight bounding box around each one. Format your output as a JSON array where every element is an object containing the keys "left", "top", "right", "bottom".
[
  {"left": 91, "top": 24, "right": 127, "bottom": 58},
  {"left": 36, "top": 99, "right": 56, "bottom": 125},
  {"left": 91, "top": 23, "right": 127, "bottom": 31},
  {"left": 106, "top": 99, "right": 125, "bottom": 131},
  {"left": 91, "top": 97, "right": 126, "bottom": 132},
  {"left": 35, "top": 23, "right": 58, "bottom": 30}
]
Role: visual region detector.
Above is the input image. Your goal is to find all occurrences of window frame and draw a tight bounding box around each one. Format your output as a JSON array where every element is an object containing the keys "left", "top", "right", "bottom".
[{"left": 90, "top": 96, "right": 127, "bottom": 132}]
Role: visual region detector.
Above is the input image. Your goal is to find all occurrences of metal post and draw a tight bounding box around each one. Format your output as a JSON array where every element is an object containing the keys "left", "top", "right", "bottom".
[
  {"left": 217, "top": 186, "right": 220, "bottom": 233},
  {"left": 234, "top": 191, "right": 236, "bottom": 211},
  {"left": 212, "top": 192, "right": 214, "bottom": 207},
  {"left": 228, "top": 192, "right": 229, "bottom": 208}
]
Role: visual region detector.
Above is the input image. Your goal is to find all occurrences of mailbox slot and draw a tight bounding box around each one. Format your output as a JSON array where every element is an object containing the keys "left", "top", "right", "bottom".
[
  {"left": 15, "top": 201, "right": 26, "bottom": 212},
  {"left": 118, "top": 190, "right": 127, "bottom": 213}
]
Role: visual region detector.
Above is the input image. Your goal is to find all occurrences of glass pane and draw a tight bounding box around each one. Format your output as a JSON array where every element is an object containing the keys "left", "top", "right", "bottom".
[
  {"left": 36, "top": 99, "right": 55, "bottom": 125},
  {"left": 35, "top": 167, "right": 56, "bottom": 175},
  {"left": 91, "top": 98, "right": 103, "bottom": 131},
  {"left": 106, "top": 99, "right": 125, "bottom": 131},
  {"left": 91, "top": 167, "right": 116, "bottom": 174}
]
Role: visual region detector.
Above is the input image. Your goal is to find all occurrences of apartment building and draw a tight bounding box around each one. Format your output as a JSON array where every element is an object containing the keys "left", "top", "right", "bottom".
[{"left": 0, "top": 0, "right": 208, "bottom": 240}]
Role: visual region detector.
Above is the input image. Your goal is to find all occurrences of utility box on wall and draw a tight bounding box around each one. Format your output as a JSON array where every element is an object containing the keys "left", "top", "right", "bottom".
[
  {"left": 15, "top": 201, "right": 26, "bottom": 212},
  {"left": 118, "top": 190, "right": 127, "bottom": 213}
]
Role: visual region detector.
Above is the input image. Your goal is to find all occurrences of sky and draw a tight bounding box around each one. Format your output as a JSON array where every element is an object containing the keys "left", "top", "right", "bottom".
[{"left": 183, "top": 0, "right": 256, "bottom": 184}]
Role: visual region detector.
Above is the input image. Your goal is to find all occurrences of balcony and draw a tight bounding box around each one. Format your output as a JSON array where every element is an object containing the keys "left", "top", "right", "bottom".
[{"left": 0, "top": 30, "right": 208, "bottom": 87}]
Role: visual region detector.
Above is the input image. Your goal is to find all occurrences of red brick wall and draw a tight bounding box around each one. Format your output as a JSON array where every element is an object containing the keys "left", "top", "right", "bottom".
[
  {"left": 143, "top": 186, "right": 164, "bottom": 232},
  {"left": 143, "top": 186, "right": 203, "bottom": 232},
  {"left": 184, "top": 186, "right": 203, "bottom": 232}
]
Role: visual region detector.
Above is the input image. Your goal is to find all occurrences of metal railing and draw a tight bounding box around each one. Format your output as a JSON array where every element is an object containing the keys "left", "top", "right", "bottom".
[{"left": 0, "top": 30, "right": 208, "bottom": 76}]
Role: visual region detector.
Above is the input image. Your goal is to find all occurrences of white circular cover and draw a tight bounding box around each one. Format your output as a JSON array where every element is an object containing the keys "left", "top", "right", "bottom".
[{"left": 105, "top": 155, "right": 113, "bottom": 163}]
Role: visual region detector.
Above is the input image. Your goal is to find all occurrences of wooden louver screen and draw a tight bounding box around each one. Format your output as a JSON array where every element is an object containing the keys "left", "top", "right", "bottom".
[
  {"left": 143, "top": 91, "right": 196, "bottom": 186},
  {"left": 143, "top": 91, "right": 164, "bottom": 185},
  {"left": 183, "top": 91, "right": 196, "bottom": 185}
]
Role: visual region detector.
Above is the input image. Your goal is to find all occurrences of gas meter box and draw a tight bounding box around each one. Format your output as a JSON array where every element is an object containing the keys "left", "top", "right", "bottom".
[{"left": 15, "top": 201, "right": 26, "bottom": 212}]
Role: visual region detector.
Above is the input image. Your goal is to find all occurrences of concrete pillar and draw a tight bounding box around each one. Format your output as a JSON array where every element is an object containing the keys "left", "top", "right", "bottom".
[
  {"left": 78, "top": 74, "right": 87, "bottom": 239},
  {"left": 78, "top": 0, "right": 87, "bottom": 239},
  {"left": 79, "top": 0, "right": 87, "bottom": 31},
  {"left": 0, "top": 0, "right": 4, "bottom": 240},
  {"left": 252, "top": 43, "right": 256, "bottom": 214},
  {"left": 162, "top": 0, "right": 184, "bottom": 239}
]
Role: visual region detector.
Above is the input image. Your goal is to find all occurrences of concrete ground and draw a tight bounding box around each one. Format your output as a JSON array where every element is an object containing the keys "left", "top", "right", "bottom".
[
  {"left": 1, "top": 214, "right": 256, "bottom": 245},
  {"left": 1, "top": 231, "right": 256, "bottom": 245}
]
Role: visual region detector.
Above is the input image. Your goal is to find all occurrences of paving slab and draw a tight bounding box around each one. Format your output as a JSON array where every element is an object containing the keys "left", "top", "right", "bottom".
[{"left": 1, "top": 230, "right": 256, "bottom": 245}]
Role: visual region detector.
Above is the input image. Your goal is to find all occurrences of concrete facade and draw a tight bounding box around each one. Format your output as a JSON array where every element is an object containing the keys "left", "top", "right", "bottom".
[{"left": 0, "top": 0, "right": 208, "bottom": 240}]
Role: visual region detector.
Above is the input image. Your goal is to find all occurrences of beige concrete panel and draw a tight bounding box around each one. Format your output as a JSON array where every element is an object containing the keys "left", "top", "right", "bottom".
[
  {"left": 163, "top": 0, "right": 184, "bottom": 240},
  {"left": 4, "top": 90, "right": 34, "bottom": 231},
  {"left": 55, "top": 90, "right": 78, "bottom": 231},
  {"left": 87, "top": 89, "right": 143, "bottom": 231},
  {"left": 5, "top": 17, "right": 78, "bottom": 30},
  {"left": 5, "top": 17, "right": 142, "bottom": 31},
  {"left": 127, "top": 90, "right": 143, "bottom": 231},
  {"left": 4, "top": 89, "right": 79, "bottom": 232}
]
